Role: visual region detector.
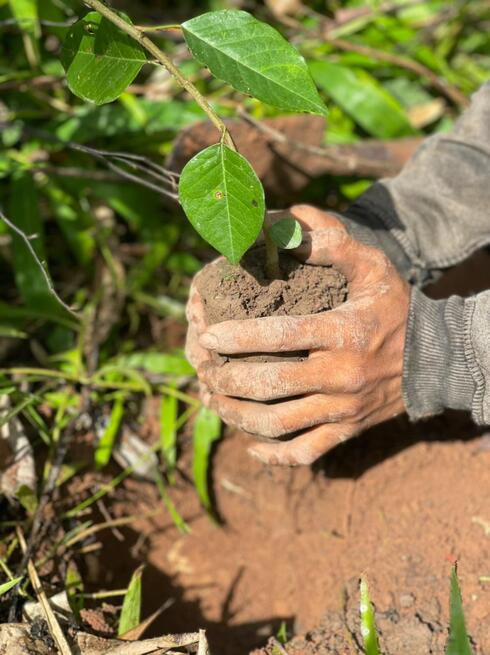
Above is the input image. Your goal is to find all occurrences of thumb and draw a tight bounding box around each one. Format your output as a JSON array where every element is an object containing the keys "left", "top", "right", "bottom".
[{"left": 293, "top": 227, "right": 369, "bottom": 280}]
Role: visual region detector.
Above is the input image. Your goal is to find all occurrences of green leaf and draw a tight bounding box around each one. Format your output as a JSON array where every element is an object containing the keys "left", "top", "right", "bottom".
[
  {"left": 182, "top": 10, "right": 327, "bottom": 115},
  {"left": 61, "top": 11, "right": 146, "bottom": 105},
  {"left": 360, "top": 577, "right": 381, "bottom": 655},
  {"left": 447, "top": 565, "right": 474, "bottom": 655},
  {"left": 16, "top": 485, "right": 38, "bottom": 515},
  {"left": 179, "top": 143, "right": 265, "bottom": 264},
  {"left": 95, "top": 396, "right": 125, "bottom": 469},
  {"left": 269, "top": 218, "right": 302, "bottom": 250},
  {"left": 160, "top": 392, "right": 178, "bottom": 480},
  {"left": 118, "top": 565, "right": 143, "bottom": 636},
  {"left": 113, "top": 351, "right": 194, "bottom": 377},
  {"left": 309, "top": 61, "right": 415, "bottom": 139},
  {"left": 0, "top": 577, "right": 23, "bottom": 597},
  {"left": 193, "top": 407, "right": 221, "bottom": 515}
]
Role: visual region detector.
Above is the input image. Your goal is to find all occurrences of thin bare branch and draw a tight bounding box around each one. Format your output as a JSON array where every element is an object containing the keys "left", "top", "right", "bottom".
[{"left": 0, "top": 208, "right": 78, "bottom": 317}]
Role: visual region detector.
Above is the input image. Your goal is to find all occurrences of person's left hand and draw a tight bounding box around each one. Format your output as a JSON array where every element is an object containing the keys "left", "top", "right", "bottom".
[{"left": 195, "top": 223, "right": 411, "bottom": 466}]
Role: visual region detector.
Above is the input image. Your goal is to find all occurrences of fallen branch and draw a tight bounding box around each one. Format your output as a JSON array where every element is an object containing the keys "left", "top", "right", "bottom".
[{"left": 238, "top": 108, "right": 399, "bottom": 176}]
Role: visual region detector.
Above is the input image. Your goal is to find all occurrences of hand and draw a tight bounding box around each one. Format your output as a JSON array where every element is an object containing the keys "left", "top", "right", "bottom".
[
  {"left": 192, "top": 206, "right": 410, "bottom": 466},
  {"left": 185, "top": 205, "right": 344, "bottom": 404}
]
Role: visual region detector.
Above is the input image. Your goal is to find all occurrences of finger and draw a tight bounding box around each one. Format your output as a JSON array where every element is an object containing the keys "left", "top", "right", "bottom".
[
  {"left": 290, "top": 204, "right": 347, "bottom": 232},
  {"left": 186, "top": 283, "right": 208, "bottom": 334},
  {"left": 267, "top": 205, "right": 346, "bottom": 232},
  {"left": 200, "top": 356, "right": 352, "bottom": 401},
  {"left": 199, "top": 382, "right": 212, "bottom": 407},
  {"left": 199, "top": 311, "right": 347, "bottom": 353},
  {"left": 209, "top": 393, "right": 356, "bottom": 438},
  {"left": 294, "top": 228, "right": 376, "bottom": 280},
  {"left": 248, "top": 423, "right": 358, "bottom": 466},
  {"left": 185, "top": 323, "right": 212, "bottom": 371}
]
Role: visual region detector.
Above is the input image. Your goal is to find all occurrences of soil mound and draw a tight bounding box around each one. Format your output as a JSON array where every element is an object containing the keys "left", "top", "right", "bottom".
[{"left": 195, "top": 249, "right": 347, "bottom": 325}]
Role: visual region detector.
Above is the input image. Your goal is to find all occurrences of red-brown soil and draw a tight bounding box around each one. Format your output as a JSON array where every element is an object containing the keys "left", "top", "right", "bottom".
[
  {"left": 196, "top": 250, "right": 347, "bottom": 325},
  {"left": 98, "top": 414, "right": 490, "bottom": 655},
  {"left": 88, "top": 251, "right": 490, "bottom": 655}
]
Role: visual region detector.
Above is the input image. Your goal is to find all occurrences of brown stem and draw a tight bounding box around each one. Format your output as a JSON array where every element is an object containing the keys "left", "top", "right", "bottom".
[{"left": 82, "top": 0, "right": 236, "bottom": 150}]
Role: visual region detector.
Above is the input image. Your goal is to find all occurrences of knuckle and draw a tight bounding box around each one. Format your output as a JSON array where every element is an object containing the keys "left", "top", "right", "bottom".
[
  {"left": 346, "top": 396, "right": 364, "bottom": 419},
  {"left": 348, "top": 370, "right": 367, "bottom": 393}
]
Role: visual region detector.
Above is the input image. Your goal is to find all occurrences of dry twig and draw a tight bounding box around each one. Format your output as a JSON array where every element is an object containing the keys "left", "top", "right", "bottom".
[{"left": 16, "top": 527, "right": 73, "bottom": 655}]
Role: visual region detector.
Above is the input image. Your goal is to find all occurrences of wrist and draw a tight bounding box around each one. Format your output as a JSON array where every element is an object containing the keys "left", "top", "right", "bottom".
[{"left": 402, "top": 287, "right": 475, "bottom": 420}]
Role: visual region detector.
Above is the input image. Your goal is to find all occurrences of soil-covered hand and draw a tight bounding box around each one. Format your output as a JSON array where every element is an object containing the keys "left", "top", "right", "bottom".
[{"left": 186, "top": 205, "right": 410, "bottom": 465}]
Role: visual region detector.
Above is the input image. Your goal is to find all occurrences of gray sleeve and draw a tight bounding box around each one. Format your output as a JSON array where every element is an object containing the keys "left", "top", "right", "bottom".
[
  {"left": 335, "top": 82, "right": 490, "bottom": 424},
  {"left": 341, "top": 81, "right": 490, "bottom": 285},
  {"left": 404, "top": 288, "right": 490, "bottom": 425}
]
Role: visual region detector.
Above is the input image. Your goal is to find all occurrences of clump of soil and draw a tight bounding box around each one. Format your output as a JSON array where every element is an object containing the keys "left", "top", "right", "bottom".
[{"left": 196, "top": 248, "right": 347, "bottom": 325}]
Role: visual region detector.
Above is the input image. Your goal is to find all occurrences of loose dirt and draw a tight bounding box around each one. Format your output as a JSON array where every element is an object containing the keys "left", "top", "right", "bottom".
[
  {"left": 90, "top": 251, "right": 490, "bottom": 655},
  {"left": 195, "top": 249, "right": 347, "bottom": 325}
]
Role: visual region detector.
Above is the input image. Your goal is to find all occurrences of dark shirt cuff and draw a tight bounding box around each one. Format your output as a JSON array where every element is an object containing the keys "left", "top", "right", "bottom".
[{"left": 402, "top": 286, "right": 475, "bottom": 420}]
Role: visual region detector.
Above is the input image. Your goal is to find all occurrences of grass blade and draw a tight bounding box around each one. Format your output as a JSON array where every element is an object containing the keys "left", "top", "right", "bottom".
[
  {"left": 118, "top": 565, "right": 143, "bottom": 636},
  {"left": 0, "top": 576, "right": 23, "bottom": 596},
  {"left": 95, "top": 396, "right": 125, "bottom": 469},
  {"left": 192, "top": 407, "right": 221, "bottom": 515},
  {"left": 360, "top": 576, "right": 381, "bottom": 655},
  {"left": 447, "top": 565, "right": 474, "bottom": 655}
]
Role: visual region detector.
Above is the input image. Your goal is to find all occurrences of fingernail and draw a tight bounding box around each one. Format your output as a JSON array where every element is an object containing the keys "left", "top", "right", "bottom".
[{"left": 199, "top": 332, "right": 219, "bottom": 349}]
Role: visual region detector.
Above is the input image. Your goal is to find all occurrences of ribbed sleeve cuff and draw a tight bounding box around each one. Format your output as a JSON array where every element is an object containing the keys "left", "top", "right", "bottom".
[{"left": 402, "top": 287, "right": 475, "bottom": 420}]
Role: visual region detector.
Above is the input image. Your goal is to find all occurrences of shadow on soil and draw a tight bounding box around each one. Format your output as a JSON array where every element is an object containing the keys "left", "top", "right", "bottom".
[{"left": 86, "top": 526, "right": 291, "bottom": 655}]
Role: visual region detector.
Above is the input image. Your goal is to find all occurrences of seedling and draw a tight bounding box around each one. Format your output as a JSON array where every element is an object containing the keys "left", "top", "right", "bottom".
[{"left": 60, "top": 2, "right": 328, "bottom": 279}]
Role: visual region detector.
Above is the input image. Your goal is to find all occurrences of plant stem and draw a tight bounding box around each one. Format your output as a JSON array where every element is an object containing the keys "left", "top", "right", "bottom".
[
  {"left": 263, "top": 223, "right": 281, "bottom": 280},
  {"left": 82, "top": 0, "right": 236, "bottom": 150},
  {"left": 137, "top": 24, "right": 182, "bottom": 32}
]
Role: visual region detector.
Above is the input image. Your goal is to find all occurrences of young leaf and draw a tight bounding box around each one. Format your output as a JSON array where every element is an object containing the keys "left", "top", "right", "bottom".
[
  {"left": 309, "top": 61, "right": 414, "bottom": 139},
  {"left": 179, "top": 143, "right": 265, "bottom": 264},
  {"left": 95, "top": 396, "right": 125, "bottom": 469},
  {"left": 118, "top": 565, "right": 143, "bottom": 636},
  {"left": 269, "top": 218, "right": 302, "bottom": 250},
  {"left": 0, "top": 576, "right": 23, "bottom": 597},
  {"left": 360, "top": 577, "right": 381, "bottom": 655},
  {"left": 61, "top": 11, "right": 146, "bottom": 105},
  {"left": 193, "top": 407, "right": 221, "bottom": 514},
  {"left": 447, "top": 565, "right": 474, "bottom": 655},
  {"left": 182, "top": 10, "right": 327, "bottom": 116}
]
